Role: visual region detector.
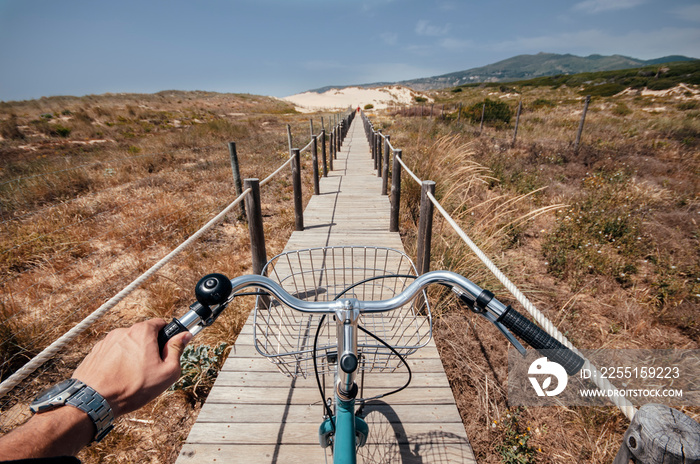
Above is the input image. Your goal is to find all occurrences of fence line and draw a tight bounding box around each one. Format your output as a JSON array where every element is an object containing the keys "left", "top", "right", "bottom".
[
  {"left": 427, "top": 191, "right": 637, "bottom": 420},
  {"left": 0, "top": 188, "right": 249, "bottom": 398},
  {"left": 261, "top": 155, "right": 294, "bottom": 187},
  {"left": 0, "top": 112, "right": 353, "bottom": 399},
  {"left": 395, "top": 156, "right": 421, "bottom": 186},
  {"left": 361, "top": 111, "right": 637, "bottom": 421},
  {"left": 0, "top": 201, "right": 224, "bottom": 361}
]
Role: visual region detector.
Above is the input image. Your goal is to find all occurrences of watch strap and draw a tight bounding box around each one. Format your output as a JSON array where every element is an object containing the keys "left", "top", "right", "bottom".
[{"left": 66, "top": 382, "right": 114, "bottom": 442}]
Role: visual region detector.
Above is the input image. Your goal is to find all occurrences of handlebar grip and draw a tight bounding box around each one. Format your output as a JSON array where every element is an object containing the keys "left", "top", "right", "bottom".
[
  {"left": 498, "top": 306, "right": 584, "bottom": 375},
  {"left": 158, "top": 318, "right": 188, "bottom": 355}
]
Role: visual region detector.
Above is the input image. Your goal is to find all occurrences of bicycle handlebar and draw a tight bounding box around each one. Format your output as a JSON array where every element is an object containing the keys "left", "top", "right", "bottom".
[{"left": 158, "top": 270, "right": 584, "bottom": 375}]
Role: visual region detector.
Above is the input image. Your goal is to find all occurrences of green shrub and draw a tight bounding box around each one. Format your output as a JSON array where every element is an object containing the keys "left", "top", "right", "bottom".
[
  {"left": 54, "top": 125, "right": 72, "bottom": 137},
  {"left": 415, "top": 96, "right": 427, "bottom": 103},
  {"left": 364, "top": 103, "right": 374, "bottom": 110},
  {"left": 464, "top": 99, "right": 512, "bottom": 126},
  {"left": 581, "top": 83, "right": 627, "bottom": 97},
  {"left": 451, "top": 87, "right": 463, "bottom": 93},
  {"left": 171, "top": 343, "right": 228, "bottom": 397}
]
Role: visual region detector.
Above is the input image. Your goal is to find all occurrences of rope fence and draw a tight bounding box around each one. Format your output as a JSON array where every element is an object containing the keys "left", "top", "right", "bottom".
[
  {"left": 361, "top": 110, "right": 638, "bottom": 421},
  {"left": 0, "top": 112, "right": 355, "bottom": 400}
]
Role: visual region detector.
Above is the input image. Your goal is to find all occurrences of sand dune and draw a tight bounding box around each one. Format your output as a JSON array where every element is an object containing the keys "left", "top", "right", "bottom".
[{"left": 283, "top": 86, "right": 432, "bottom": 113}]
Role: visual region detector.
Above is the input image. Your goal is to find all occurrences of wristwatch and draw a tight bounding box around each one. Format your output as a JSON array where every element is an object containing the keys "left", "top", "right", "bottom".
[{"left": 30, "top": 378, "right": 114, "bottom": 442}]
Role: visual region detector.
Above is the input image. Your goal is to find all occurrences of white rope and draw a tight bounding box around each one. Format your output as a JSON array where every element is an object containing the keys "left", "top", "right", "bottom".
[
  {"left": 396, "top": 156, "right": 422, "bottom": 186},
  {"left": 261, "top": 155, "right": 294, "bottom": 187},
  {"left": 0, "top": 189, "right": 252, "bottom": 398},
  {"left": 427, "top": 191, "right": 638, "bottom": 420},
  {"left": 0, "top": 150, "right": 299, "bottom": 398},
  {"left": 299, "top": 138, "right": 315, "bottom": 153}
]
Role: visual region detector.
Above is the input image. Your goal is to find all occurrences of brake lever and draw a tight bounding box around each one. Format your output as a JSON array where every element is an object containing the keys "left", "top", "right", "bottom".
[{"left": 451, "top": 287, "right": 527, "bottom": 356}]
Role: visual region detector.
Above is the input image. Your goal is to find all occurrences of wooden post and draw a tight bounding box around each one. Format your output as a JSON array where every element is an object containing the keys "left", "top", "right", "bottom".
[
  {"left": 311, "top": 135, "right": 320, "bottom": 195},
  {"left": 457, "top": 102, "right": 462, "bottom": 121},
  {"left": 416, "top": 180, "right": 436, "bottom": 275},
  {"left": 376, "top": 130, "right": 383, "bottom": 178},
  {"left": 574, "top": 95, "right": 591, "bottom": 152},
  {"left": 244, "top": 178, "right": 266, "bottom": 276},
  {"left": 227, "top": 142, "right": 246, "bottom": 218},
  {"left": 613, "top": 404, "right": 700, "bottom": 464},
  {"left": 309, "top": 118, "right": 314, "bottom": 138},
  {"left": 336, "top": 123, "right": 341, "bottom": 154},
  {"left": 286, "top": 124, "right": 293, "bottom": 154},
  {"left": 430, "top": 104, "right": 434, "bottom": 118},
  {"left": 512, "top": 100, "right": 522, "bottom": 147},
  {"left": 390, "top": 149, "right": 402, "bottom": 232},
  {"left": 330, "top": 129, "right": 334, "bottom": 159},
  {"left": 382, "top": 135, "right": 390, "bottom": 195},
  {"left": 321, "top": 129, "right": 328, "bottom": 176},
  {"left": 291, "top": 148, "right": 303, "bottom": 231},
  {"left": 479, "top": 102, "right": 486, "bottom": 134}
]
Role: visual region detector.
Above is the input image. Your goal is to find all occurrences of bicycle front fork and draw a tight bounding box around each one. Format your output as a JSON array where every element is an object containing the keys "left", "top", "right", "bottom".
[{"left": 319, "top": 397, "right": 369, "bottom": 461}]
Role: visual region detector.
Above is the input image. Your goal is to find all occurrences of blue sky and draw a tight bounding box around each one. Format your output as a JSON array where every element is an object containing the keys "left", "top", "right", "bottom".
[{"left": 1, "top": 0, "right": 698, "bottom": 101}]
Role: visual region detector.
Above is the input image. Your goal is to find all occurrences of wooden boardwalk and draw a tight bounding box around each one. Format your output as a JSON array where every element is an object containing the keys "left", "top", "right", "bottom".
[{"left": 176, "top": 117, "right": 476, "bottom": 463}]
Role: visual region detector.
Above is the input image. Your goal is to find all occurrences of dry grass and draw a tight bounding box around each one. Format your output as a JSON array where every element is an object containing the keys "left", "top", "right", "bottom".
[
  {"left": 0, "top": 91, "right": 328, "bottom": 463},
  {"left": 381, "top": 82, "right": 699, "bottom": 463}
]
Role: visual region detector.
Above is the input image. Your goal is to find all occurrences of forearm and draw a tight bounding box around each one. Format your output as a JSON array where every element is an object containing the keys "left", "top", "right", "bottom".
[{"left": 0, "top": 405, "right": 93, "bottom": 459}]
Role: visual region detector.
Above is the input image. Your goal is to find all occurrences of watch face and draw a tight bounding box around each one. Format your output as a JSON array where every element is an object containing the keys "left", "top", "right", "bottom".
[{"left": 31, "top": 378, "right": 80, "bottom": 412}]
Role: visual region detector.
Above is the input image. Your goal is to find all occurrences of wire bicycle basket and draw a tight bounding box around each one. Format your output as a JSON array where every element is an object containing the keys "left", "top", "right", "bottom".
[{"left": 253, "top": 246, "right": 432, "bottom": 378}]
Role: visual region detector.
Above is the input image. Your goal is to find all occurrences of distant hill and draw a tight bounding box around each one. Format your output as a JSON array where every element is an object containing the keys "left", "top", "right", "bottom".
[{"left": 308, "top": 53, "right": 698, "bottom": 92}]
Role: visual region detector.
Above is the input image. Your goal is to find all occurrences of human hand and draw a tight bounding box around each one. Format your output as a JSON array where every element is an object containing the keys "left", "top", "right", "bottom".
[{"left": 72, "top": 319, "right": 192, "bottom": 417}]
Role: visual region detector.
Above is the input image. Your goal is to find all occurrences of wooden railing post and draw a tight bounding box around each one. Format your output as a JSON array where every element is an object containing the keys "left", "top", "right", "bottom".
[
  {"left": 381, "top": 135, "right": 390, "bottom": 194},
  {"left": 244, "top": 178, "right": 266, "bottom": 275},
  {"left": 416, "top": 180, "right": 436, "bottom": 275},
  {"left": 321, "top": 129, "right": 328, "bottom": 176},
  {"left": 330, "top": 129, "right": 335, "bottom": 163},
  {"left": 336, "top": 124, "right": 341, "bottom": 154},
  {"left": 311, "top": 135, "right": 320, "bottom": 195},
  {"left": 390, "top": 149, "right": 402, "bottom": 232},
  {"left": 512, "top": 100, "right": 522, "bottom": 147},
  {"left": 574, "top": 95, "right": 591, "bottom": 152},
  {"left": 371, "top": 130, "right": 376, "bottom": 162},
  {"left": 228, "top": 142, "right": 246, "bottom": 219},
  {"left": 613, "top": 404, "right": 700, "bottom": 464},
  {"left": 291, "top": 148, "right": 304, "bottom": 231},
  {"left": 479, "top": 102, "right": 486, "bottom": 134},
  {"left": 376, "top": 130, "right": 383, "bottom": 178}
]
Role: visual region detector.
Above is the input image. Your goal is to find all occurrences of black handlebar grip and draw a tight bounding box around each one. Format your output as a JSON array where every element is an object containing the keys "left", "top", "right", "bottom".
[
  {"left": 158, "top": 318, "right": 188, "bottom": 355},
  {"left": 498, "top": 306, "right": 584, "bottom": 375}
]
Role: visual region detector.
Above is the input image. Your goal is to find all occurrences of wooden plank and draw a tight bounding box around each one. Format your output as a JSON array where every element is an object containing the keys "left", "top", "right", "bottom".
[
  {"left": 195, "top": 403, "right": 462, "bottom": 424},
  {"left": 184, "top": 421, "right": 469, "bottom": 445},
  {"left": 206, "top": 385, "right": 459, "bottom": 406}
]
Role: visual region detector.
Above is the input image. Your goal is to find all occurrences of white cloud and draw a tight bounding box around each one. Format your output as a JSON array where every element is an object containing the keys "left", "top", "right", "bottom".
[
  {"left": 415, "top": 20, "right": 451, "bottom": 36},
  {"left": 573, "top": 0, "right": 646, "bottom": 14}
]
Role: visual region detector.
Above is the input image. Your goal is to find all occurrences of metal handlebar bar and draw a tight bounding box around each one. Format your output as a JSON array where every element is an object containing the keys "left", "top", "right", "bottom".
[{"left": 158, "top": 270, "right": 584, "bottom": 375}]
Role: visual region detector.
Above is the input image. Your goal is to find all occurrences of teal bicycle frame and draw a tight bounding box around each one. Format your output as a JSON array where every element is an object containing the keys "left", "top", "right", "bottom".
[{"left": 317, "top": 301, "right": 370, "bottom": 463}]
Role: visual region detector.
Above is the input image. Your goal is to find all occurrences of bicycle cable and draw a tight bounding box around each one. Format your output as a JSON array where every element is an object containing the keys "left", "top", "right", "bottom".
[{"left": 312, "top": 274, "right": 420, "bottom": 429}]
